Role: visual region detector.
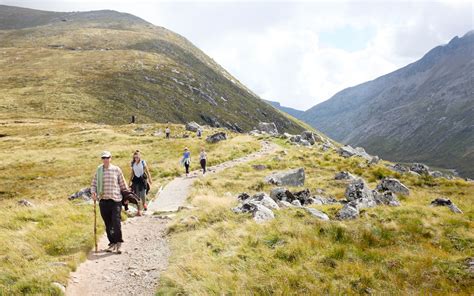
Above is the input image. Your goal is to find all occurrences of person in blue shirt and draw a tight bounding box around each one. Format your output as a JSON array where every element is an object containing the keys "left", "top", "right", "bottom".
[{"left": 181, "top": 147, "right": 191, "bottom": 177}]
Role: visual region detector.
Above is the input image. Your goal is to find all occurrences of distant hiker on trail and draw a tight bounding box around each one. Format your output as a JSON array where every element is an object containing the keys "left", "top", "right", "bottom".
[
  {"left": 165, "top": 126, "right": 170, "bottom": 139},
  {"left": 200, "top": 147, "right": 207, "bottom": 175},
  {"left": 129, "top": 150, "right": 152, "bottom": 215},
  {"left": 196, "top": 127, "right": 202, "bottom": 138},
  {"left": 91, "top": 151, "right": 127, "bottom": 254},
  {"left": 181, "top": 147, "right": 191, "bottom": 177}
]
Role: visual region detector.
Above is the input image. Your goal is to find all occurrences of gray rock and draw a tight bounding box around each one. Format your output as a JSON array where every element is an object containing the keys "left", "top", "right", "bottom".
[
  {"left": 304, "top": 207, "right": 330, "bottom": 221},
  {"left": 251, "top": 193, "right": 280, "bottom": 210},
  {"left": 335, "top": 171, "right": 357, "bottom": 181},
  {"left": 313, "top": 196, "right": 339, "bottom": 205},
  {"left": 270, "top": 187, "right": 289, "bottom": 201},
  {"left": 18, "top": 199, "right": 34, "bottom": 207},
  {"left": 289, "top": 135, "right": 302, "bottom": 143},
  {"left": 69, "top": 187, "right": 91, "bottom": 201},
  {"left": 291, "top": 200, "right": 302, "bottom": 207},
  {"left": 336, "top": 203, "right": 359, "bottom": 220},
  {"left": 430, "top": 198, "right": 463, "bottom": 214},
  {"left": 338, "top": 145, "right": 373, "bottom": 161},
  {"left": 265, "top": 168, "right": 305, "bottom": 186},
  {"left": 410, "top": 163, "right": 430, "bottom": 175},
  {"left": 185, "top": 121, "right": 201, "bottom": 132},
  {"left": 292, "top": 188, "right": 312, "bottom": 205},
  {"left": 253, "top": 204, "right": 275, "bottom": 223},
  {"left": 277, "top": 200, "right": 295, "bottom": 208},
  {"left": 282, "top": 133, "right": 293, "bottom": 139},
  {"left": 430, "top": 171, "right": 443, "bottom": 178},
  {"left": 237, "top": 192, "right": 251, "bottom": 201},
  {"left": 252, "top": 164, "right": 267, "bottom": 171},
  {"left": 249, "top": 130, "right": 261, "bottom": 136},
  {"left": 389, "top": 163, "right": 409, "bottom": 173},
  {"left": 257, "top": 122, "right": 278, "bottom": 135},
  {"left": 345, "top": 179, "right": 374, "bottom": 201},
  {"left": 301, "top": 131, "right": 316, "bottom": 145},
  {"left": 374, "top": 191, "right": 401, "bottom": 206},
  {"left": 300, "top": 139, "right": 311, "bottom": 146},
  {"left": 206, "top": 132, "right": 227, "bottom": 143},
  {"left": 376, "top": 178, "right": 410, "bottom": 195},
  {"left": 369, "top": 156, "right": 380, "bottom": 165}
]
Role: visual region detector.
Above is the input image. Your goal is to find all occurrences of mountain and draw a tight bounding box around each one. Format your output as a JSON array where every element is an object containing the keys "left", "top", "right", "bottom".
[
  {"left": 264, "top": 100, "right": 305, "bottom": 119},
  {"left": 301, "top": 31, "right": 474, "bottom": 177},
  {"left": 0, "top": 5, "right": 305, "bottom": 133}
]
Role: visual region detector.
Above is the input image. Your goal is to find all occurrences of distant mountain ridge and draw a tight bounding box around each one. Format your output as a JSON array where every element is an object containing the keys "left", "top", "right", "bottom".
[
  {"left": 299, "top": 31, "right": 474, "bottom": 177},
  {"left": 264, "top": 100, "right": 305, "bottom": 119},
  {"left": 0, "top": 5, "right": 305, "bottom": 133}
]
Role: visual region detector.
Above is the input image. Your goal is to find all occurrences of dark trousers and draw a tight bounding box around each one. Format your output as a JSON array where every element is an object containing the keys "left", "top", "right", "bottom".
[
  {"left": 185, "top": 163, "right": 190, "bottom": 174},
  {"left": 166, "top": 132, "right": 170, "bottom": 139},
  {"left": 200, "top": 159, "right": 206, "bottom": 173},
  {"left": 99, "top": 199, "right": 123, "bottom": 244}
]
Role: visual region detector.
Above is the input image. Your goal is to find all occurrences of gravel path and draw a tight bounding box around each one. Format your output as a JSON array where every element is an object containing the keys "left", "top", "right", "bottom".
[{"left": 66, "top": 141, "right": 277, "bottom": 296}]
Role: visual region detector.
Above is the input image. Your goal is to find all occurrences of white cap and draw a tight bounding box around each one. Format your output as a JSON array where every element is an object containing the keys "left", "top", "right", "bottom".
[{"left": 101, "top": 151, "right": 112, "bottom": 158}]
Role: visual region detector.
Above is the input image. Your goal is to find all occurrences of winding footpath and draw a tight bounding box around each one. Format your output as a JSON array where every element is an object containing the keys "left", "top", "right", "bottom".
[{"left": 66, "top": 141, "right": 277, "bottom": 296}]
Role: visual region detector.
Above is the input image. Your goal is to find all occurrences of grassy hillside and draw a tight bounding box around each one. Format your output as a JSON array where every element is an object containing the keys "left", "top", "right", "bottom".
[
  {"left": 0, "top": 5, "right": 305, "bottom": 133},
  {"left": 0, "top": 119, "right": 260, "bottom": 294},
  {"left": 158, "top": 137, "right": 473, "bottom": 295}
]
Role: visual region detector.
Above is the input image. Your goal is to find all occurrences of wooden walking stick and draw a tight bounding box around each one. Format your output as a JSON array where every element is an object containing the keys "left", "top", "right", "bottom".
[{"left": 94, "top": 199, "right": 98, "bottom": 253}]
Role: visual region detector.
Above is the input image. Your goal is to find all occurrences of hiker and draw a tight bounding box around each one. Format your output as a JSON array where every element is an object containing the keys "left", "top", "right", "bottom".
[
  {"left": 129, "top": 150, "right": 152, "bottom": 214},
  {"left": 165, "top": 126, "right": 170, "bottom": 139},
  {"left": 199, "top": 147, "right": 207, "bottom": 175},
  {"left": 91, "top": 151, "right": 127, "bottom": 254},
  {"left": 181, "top": 147, "right": 191, "bottom": 177},
  {"left": 196, "top": 127, "right": 202, "bottom": 138}
]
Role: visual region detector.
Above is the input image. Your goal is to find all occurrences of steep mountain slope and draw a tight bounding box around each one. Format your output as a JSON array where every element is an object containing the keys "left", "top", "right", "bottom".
[
  {"left": 0, "top": 5, "right": 305, "bottom": 133},
  {"left": 302, "top": 31, "right": 474, "bottom": 177},
  {"left": 265, "top": 100, "right": 305, "bottom": 119}
]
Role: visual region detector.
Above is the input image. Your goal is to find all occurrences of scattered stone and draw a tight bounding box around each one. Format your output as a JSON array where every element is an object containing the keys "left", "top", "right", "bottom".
[
  {"left": 376, "top": 178, "right": 410, "bottom": 195},
  {"left": 338, "top": 145, "right": 372, "bottom": 161},
  {"left": 251, "top": 193, "right": 280, "bottom": 210},
  {"left": 335, "top": 171, "right": 357, "bottom": 181},
  {"left": 301, "top": 131, "right": 316, "bottom": 145},
  {"left": 277, "top": 200, "right": 294, "bottom": 208},
  {"left": 369, "top": 156, "right": 380, "bottom": 165},
  {"left": 265, "top": 168, "right": 305, "bottom": 186},
  {"left": 374, "top": 191, "right": 400, "bottom": 207},
  {"left": 257, "top": 122, "right": 278, "bottom": 135},
  {"left": 291, "top": 200, "right": 302, "bottom": 207},
  {"left": 69, "top": 187, "right": 91, "bottom": 201},
  {"left": 292, "top": 188, "right": 312, "bottom": 205},
  {"left": 252, "top": 164, "right": 267, "bottom": 171},
  {"left": 336, "top": 203, "right": 360, "bottom": 220},
  {"left": 206, "top": 132, "right": 227, "bottom": 143},
  {"left": 52, "top": 282, "right": 66, "bottom": 293},
  {"left": 322, "top": 142, "right": 333, "bottom": 151},
  {"left": 237, "top": 192, "right": 251, "bottom": 201},
  {"left": 185, "top": 121, "right": 201, "bottom": 132},
  {"left": 304, "top": 207, "right": 330, "bottom": 221},
  {"left": 18, "top": 199, "right": 34, "bottom": 207},
  {"left": 232, "top": 201, "right": 274, "bottom": 223},
  {"left": 269, "top": 187, "right": 289, "bottom": 202},
  {"left": 345, "top": 179, "right": 374, "bottom": 201},
  {"left": 410, "top": 163, "right": 430, "bottom": 175},
  {"left": 389, "top": 163, "right": 409, "bottom": 173},
  {"left": 429, "top": 171, "right": 443, "bottom": 178},
  {"left": 249, "top": 130, "right": 261, "bottom": 136},
  {"left": 313, "top": 196, "right": 339, "bottom": 205},
  {"left": 430, "top": 198, "right": 463, "bottom": 214}
]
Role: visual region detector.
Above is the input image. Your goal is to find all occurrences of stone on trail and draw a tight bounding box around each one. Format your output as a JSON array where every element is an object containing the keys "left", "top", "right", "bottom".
[
  {"left": 206, "top": 132, "right": 227, "bottom": 143},
  {"left": 185, "top": 121, "right": 201, "bottom": 132},
  {"left": 376, "top": 178, "right": 410, "bottom": 195},
  {"left": 265, "top": 168, "right": 305, "bottom": 186},
  {"left": 430, "top": 198, "right": 463, "bottom": 214}
]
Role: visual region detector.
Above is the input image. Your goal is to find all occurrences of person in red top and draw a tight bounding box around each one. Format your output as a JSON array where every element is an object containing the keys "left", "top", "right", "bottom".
[{"left": 91, "top": 151, "right": 128, "bottom": 254}]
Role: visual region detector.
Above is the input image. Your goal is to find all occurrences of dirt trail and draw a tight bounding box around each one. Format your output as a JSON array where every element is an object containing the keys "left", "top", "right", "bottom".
[{"left": 66, "top": 141, "right": 277, "bottom": 296}]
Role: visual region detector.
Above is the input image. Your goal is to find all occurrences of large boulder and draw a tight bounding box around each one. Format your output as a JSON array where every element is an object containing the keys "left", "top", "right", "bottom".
[
  {"left": 389, "top": 163, "right": 409, "bottom": 173},
  {"left": 410, "top": 163, "right": 430, "bottom": 175},
  {"left": 301, "top": 131, "right": 316, "bottom": 145},
  {"left": 304, "top": 207, "right": 329, "bottom": 221},
  {"left": 257, "top": 122, "right": 278, "bottom": 135},
  {"left": 185, "top": 121, "right": 201, "bottom": 132},
  {"left": 250, "top": 193, "right": 280, "bottom": 210},
  {"left": 345, "top": 179, "right": 374, "bottom": 201},
  {"left": 265, "top": 168, "right": 305, "bottom": 186},
  {"left": 232, "top": 201, "right": 275, "bottom": 223},
  {"left": 206, "top": 132, "right": 227, "bottom": 143},
  {"left": 430, "top": 198, "right": 463, "bottom": 214},
  {"left": 376, "top": 178, "right": 410, "bottom": 195},
  {"left": 270, "top": 187, "right": 290, "bottom": 202},
  {"left": 338, "top": 145, "right": 375, "bottom": 162}
]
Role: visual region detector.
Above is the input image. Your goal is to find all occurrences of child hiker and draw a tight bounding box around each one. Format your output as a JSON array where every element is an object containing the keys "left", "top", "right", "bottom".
[{"left": 181, "top": 147, "right": 191, "bottom": 177}]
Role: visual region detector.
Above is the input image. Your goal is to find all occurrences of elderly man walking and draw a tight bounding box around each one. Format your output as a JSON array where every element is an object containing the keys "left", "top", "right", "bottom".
[{"left": 91, "top": 151, "right": 128, "bottom": 254}]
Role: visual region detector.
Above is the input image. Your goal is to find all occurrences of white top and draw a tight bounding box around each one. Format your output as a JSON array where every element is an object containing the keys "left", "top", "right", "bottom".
[
  {"left": 132, "top": 160, "right": 146, "bottom": 177},
  {"left": 165, "top": 128, "right": 170, "bottom": 133},
  {"left": 200, "top": 151, "right": 207, "bottom": 160}
]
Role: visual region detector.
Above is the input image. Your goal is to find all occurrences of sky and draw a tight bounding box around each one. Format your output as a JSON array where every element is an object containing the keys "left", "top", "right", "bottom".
[{"left": 1, "top": 0, "right": 473, "bottom": 110}]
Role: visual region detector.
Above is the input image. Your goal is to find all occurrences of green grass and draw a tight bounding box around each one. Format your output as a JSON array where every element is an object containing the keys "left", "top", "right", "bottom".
[
  {"left": 0, "top": 119, "right": 260, "bottom": 294},
  {"left": 158, "top": 141, "right": 474, "bottom": 295}
]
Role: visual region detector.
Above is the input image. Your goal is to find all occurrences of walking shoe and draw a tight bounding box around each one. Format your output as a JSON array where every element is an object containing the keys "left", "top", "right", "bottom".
[
  {"left": 143, "top": 203, "right": 148, "bottom": 211},
  {"left": 115, "top": 242, "right": 122, "bottom": 254},
  {"left": 105, "top": 244, "right": 115, "bottom": 252}
]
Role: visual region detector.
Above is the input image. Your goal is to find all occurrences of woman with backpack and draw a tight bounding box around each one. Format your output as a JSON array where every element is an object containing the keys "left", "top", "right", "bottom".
[
  {"left": 181, "top": 147, "right": 191, "bottom": 177},
  {"left": 129, "top": 150, "right": 152, "bottom": 215}
]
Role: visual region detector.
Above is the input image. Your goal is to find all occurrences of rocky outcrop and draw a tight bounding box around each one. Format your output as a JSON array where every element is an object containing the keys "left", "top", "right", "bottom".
[
  {"left": 185, "top": 121, "right": 201, "bottom": 132},
  {"left": 374, "top": 191, "right": 401, "bottom": 207},
  {"left": 265, "top": 168, "right": 305, "bottom": 186},
  {"left": 430, "top": 198, "right": 463, "bottom": 213},
  {"left": 344, "top": 179, "right": 374, "bottom": 201},
  {"left": 257, "top": 122, "right": 278, "bottom": 135},
  {"left": 334, "top": 171, "right": 357, "bottom": 181},
  {"left": 410, "top": 163, "right": 430, "bottom": 175},
  {"left": 376, "top": 178, "right": 410, "bottom": 195},
  {"left": 232, "top": 201, "right": 275, "bottom": 223},
  {"left": 206, "top": 132, "right": 227, "bottom": 143},
  {"left": 338, "top": 145, "right": 379, "bottom": 163}
]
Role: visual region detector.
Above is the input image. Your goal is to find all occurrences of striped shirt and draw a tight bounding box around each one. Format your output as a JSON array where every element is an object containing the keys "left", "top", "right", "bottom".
[{"left": 91, "top": 164, "right": 127, "bottom": 202}]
